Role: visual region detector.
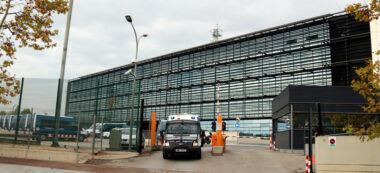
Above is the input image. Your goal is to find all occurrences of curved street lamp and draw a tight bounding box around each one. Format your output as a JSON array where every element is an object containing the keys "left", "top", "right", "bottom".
[{"left": 125, "top": 15, "right": 148, "bottom": 151}]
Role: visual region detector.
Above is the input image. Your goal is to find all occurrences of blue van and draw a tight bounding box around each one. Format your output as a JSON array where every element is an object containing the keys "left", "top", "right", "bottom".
[{"left": 31, "top": 115, "right": 85, "bottom": 142}]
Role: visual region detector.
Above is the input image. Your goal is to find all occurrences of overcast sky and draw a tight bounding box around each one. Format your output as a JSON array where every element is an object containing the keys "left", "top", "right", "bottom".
[{"left": 11, "top": 0, "right": 360, "bottom": 80}]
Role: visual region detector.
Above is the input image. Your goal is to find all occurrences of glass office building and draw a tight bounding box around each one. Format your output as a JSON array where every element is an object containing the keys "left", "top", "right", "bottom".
[{"left": 65, "top": 13, "right": 371, "bottom": 137}]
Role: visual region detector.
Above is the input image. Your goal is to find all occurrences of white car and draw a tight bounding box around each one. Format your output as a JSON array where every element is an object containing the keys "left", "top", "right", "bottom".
[
  {"left": 120, "top": 128, "right": 145, "bottom": 148},
  {"left": 85, "top": 123, "right": 102, "bottom": 137},
  {"left": 103, "top": 131, "right": 111, "bottom": 138}
]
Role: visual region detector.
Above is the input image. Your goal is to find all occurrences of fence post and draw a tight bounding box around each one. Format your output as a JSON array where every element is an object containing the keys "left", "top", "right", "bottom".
[
  {"left": 91, "top": 79, "right": 99, "bottom": 155},
  {"left": 100, "top": 117, "right": 104, "bottom": 151},
  {"left": 138, "top": 99, "right": 144, "bottom": 153},
  {"left": 27, "top": 128, "right": 30, "bottom": 150},
  {"left": 76, "top": 117, "right": 80, "bottom": 152},
  {"left": 91, "top": 114, "right": 96, "bottom": 155},
  {"left": 308, "top": 106, "right": 313, "bottom": 173},
  {"left": 148, "top": 114, "right": 151, "bottom": 146},
  {"left": 317, "top": 102, "right": 322, "bottom": 135}
]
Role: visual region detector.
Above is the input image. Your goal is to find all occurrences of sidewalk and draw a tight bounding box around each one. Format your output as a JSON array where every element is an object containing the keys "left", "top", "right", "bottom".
[
  {"left": 0, "top": 157, "right": 189, "bottom": 173},
  {"left": 0, "top": 143, "right": 140, "bottom": 163}
]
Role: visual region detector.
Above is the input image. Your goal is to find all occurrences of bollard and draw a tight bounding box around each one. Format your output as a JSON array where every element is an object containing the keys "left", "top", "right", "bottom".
[
  {"left": 308, "top": 156, "right": 312, "bottom": 173},
  {"left": 305, "top": 155, "right": 309, "bottom": 173},
  {"left": 269, "top": 129, "right": 272, "bottom": 150},
  {"left": 305, "top": 155, "right": 311, "bottom": 173},
  {"left": 150, "top": 113, "right": 156, "bottom": 146},
  {"left": 269, "top": 141, "right": 272, "bottom": 150}
]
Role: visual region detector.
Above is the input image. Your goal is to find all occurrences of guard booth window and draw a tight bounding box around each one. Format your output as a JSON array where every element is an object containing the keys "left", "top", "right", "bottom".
[{"left": 277, "top": 114, "right": 290, "bottom": 132}]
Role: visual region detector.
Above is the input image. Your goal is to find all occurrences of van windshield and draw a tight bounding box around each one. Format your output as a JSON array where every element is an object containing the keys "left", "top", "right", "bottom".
[
  {"left": 88, "top": 124, "right": 102, "bottom": 130},
  {"left": 122, "top": 129, "right": 137, "bottom": 135},
  {"left": 166, "top": 122, "right": 198, "bottom": 134}
]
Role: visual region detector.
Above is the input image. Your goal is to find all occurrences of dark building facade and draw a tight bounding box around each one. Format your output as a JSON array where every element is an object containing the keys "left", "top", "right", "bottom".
[
  {"left": 272, "top": 85, "right": 379, "bottom": 150},
  {"left": 65, "top": 12, "right": 371, "bottom": 136}
]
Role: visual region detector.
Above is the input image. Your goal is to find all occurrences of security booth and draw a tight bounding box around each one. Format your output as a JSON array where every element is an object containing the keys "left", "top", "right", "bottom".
[{"left": 272, "top": 85, "right": 378, "bottom": 152}]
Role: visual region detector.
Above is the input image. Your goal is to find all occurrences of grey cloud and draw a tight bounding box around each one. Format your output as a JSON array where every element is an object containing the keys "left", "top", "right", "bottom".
[{"left": 12, "top": 0, "right": 360, "bottom": 80}]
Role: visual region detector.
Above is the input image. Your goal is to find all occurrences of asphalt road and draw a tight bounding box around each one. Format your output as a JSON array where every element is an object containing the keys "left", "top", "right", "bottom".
[{"left": 97, "top": 144, "right": 305, "bottom": 173}]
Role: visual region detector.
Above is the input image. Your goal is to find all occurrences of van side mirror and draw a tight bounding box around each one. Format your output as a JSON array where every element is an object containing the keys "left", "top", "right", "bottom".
[{"left": 201, "top": 130, "right": 205, "bottom": 137}]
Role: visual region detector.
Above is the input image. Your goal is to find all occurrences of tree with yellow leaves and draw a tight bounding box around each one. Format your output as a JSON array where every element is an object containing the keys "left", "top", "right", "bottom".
[
  {"left": 341, "top": 0, "right": 380, "bottom": 141},
  {"left": 0, "top": 0, "right": 68, "bottom": 104}
]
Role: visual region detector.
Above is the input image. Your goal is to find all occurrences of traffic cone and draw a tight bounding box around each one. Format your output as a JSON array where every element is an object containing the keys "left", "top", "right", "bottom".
[{"left": 85, "top": 135, "right": 91, "bottom": 143}]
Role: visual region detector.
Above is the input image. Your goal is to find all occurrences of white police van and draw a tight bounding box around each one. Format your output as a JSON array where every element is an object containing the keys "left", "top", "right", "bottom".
[{"left": 162, "top": 114, "right": 204, "bottom": 159}]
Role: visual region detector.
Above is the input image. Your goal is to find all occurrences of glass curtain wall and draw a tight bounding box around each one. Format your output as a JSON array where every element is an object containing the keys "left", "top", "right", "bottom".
[
  {"left": 67, "top": 21, "right": 332, "bottom": 136},
  {"left": 67, "top": 74, "right": 141, "bottom": 126}
]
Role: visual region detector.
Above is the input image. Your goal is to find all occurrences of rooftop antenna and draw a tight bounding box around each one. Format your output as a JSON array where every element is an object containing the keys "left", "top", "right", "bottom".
[{"left": 211, "top": 24, "right": 222, "bottom": 42}]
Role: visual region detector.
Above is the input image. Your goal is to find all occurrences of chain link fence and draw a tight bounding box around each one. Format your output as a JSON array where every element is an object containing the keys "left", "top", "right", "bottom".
[{"left": 0, "top": 78, "right": 143, "bottom": 156}]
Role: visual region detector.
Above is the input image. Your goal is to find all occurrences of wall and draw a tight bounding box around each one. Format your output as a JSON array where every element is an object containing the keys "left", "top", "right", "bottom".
[
  {"left": 316, "top": 136, "right": 380, "bottom": 172},
  {"left": 276, "top": 130, "right": 290, "bottom": 149},
  {"left": 370, "top": 15, "right": 380, "bottom": 62},
  {"left": 275, "top": 130, "right": 305, "bottom": 150},
  {"left": 293, "top": 130, "right": 305, "bottom": 149}
]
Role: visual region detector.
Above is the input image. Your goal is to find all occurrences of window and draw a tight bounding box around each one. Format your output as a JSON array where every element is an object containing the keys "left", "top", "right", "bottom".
[
  {"left": 286, "top": 39, "right": 297, "bottom": 45},
  {"left": 306, "top": 35, "right": 318, "bottom": 41}
]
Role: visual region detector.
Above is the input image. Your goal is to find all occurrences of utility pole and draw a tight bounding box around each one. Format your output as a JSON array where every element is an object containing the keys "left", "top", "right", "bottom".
[
  {"left": 52, "top": 0, "right": 74, "bottom": 147},
  {"left": 14, "top": 77, "right": 24, "bottom": 144}
]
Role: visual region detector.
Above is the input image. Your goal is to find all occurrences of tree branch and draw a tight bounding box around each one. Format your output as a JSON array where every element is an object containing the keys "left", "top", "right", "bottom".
[{"left": 0, "top": 0, "right": 12, "bottom": 31}]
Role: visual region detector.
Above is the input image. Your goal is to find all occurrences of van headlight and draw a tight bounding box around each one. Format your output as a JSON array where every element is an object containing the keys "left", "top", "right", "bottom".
[
  {"left": 164, "top": 141, "right": 170, "bottom": 146},
  {"left": 193, "top": 141, "right": 198, "bottom": 147}
]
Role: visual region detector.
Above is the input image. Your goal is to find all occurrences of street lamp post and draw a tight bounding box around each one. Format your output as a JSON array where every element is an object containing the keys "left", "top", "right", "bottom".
[{"left": 125, "top": 15, "right": 147, "bottom": 151}]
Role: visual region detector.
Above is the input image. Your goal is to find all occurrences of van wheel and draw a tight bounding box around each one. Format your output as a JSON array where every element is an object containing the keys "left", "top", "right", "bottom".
[
  {"left": 196, "top": 153, "right": 202, "bottom": 160},
  {"left": 40, "top": 134, "right": 47, "bottom": 141},
  {"left": 163, "top": 153, "right": 169, "bottom": 159}
]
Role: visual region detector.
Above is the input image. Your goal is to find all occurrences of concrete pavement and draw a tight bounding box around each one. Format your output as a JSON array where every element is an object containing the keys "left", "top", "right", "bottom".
[
  {"left": 0, "top": 144, "right": 305, "bottom": 173},
  {"left": 94, "top": 144, "right": 305, "bottom": 173}
]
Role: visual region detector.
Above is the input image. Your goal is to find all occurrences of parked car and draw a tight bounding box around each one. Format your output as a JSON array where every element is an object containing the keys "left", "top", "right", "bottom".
[
  {"left": 85, "top": 123, "right": 128, "bottom": 138},
  {"left": 120, "top": 128, "right": 145, "bottom": 149},
  {"left": 102, "top": 123, "right": 127, "bottom": 138}
]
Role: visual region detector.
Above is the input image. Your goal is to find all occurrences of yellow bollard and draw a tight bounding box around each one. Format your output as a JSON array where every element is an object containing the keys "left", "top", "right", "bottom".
[{"left": 212, "top": 114, "right": 225, "bottom": 155}]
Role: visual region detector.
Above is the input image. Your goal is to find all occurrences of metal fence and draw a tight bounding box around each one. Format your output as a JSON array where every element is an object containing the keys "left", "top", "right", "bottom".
[{"left": 0, "top": 78, "right": 143, "bottom": 155}]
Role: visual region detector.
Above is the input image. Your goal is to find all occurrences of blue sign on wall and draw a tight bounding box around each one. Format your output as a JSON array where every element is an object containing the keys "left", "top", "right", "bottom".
[
  {"left": 235, "top": 123, "right": 240, "bottom": 128},
  {"left": 285, "top": 124, "right": 291, "bottom": 130}
]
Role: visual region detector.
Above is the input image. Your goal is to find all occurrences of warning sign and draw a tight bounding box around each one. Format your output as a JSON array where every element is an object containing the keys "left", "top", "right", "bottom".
[{"left": 329, "top": 136, "right": 336, "bottom": 148}]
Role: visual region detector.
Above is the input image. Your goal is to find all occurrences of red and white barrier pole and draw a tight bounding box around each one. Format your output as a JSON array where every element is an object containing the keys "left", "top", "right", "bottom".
[
  {"left": 305, "top": 155, "right": 309, "bottom": 173},
  {"left": 273, "top": 140, "right": 276, "bottom": 151},
  {"left": 308, "top": 156, "right": 311, "bottom": 173},
  {"left": 305, "top": 155, "right": 311, "bottom": 173},
  {"left": 269, "top": 129, "right": 272, "bottom": 150}
]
